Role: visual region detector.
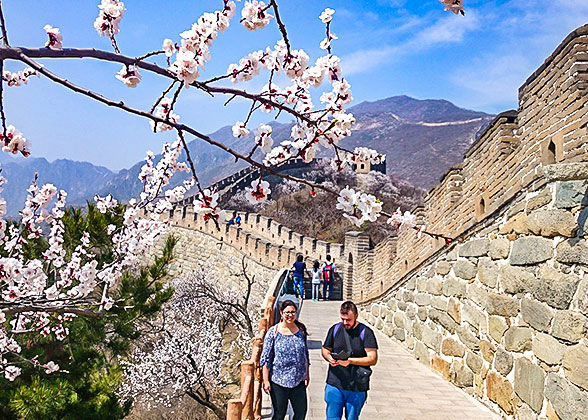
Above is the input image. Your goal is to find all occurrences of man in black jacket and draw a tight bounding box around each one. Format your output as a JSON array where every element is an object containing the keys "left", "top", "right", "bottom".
[{"left": 321, "top": 301, "right": 378, "bottom": 420}]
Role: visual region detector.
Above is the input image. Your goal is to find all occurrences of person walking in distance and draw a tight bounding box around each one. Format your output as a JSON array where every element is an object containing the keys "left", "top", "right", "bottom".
[
  {"left": 311, "top": 260, "right": 321, "bottom": 301},
  {"left": 322, "top": 301, "right": 378, "bottom": 420},
  {"left": 321, "top": 255, "right": 336, "bottom": 301},
  {"left": 292, "top": 255, "right": 306, "bottom": 299},
  {"left": 261, "top": 300, "right": 310, "bottom": 420}
]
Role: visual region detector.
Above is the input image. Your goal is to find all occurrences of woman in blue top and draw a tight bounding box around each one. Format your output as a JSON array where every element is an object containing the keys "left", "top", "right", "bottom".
[
  {"left": 292, "top": 255, "right": 306, "bottom": 299},
  {"left": 261, "top": 300, "right": 309, "bottom": 420}
]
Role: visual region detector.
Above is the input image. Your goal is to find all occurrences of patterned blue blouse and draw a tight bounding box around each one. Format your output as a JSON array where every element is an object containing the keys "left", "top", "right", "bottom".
[{"left": 260, "top": 325, "right": 309, "bottom": 388}]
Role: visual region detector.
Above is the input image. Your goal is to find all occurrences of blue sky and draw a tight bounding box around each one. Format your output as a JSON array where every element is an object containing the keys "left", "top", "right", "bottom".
[{"left": 2, "top": 0, "right": 588, "bottom": 170}]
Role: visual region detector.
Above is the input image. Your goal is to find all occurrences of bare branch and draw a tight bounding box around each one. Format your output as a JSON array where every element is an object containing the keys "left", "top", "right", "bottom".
[
  {"left": 136, "top": 49, "right": 165, "bottom": 62},
  {"left": 269, "top": 0, "right": 291, "bottom": 56},
  {"left": 0, "top": 47, "right": 312, "bottom": 124},
  {"left": 149, "top": 79, "right": 177, "bottom": 114},
  {"left": 0, "top": 59, "right": 6, "bottom": 136},
  {"left": 3, "top": 305, "right": 103, "bottom": 318},
  {"left": 0, "top": 1, "right": 9, "bottom": 47}
]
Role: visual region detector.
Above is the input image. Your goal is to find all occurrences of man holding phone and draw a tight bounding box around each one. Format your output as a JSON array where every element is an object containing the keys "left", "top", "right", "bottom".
[{"left": 321, "top": 301, "right": 378, "bottom": 420}]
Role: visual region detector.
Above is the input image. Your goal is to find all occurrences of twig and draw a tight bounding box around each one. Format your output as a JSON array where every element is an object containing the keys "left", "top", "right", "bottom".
[
  {"left": 110, "top": 35, "right": 120, "bottom": 54},
  {"left": 136, "top": 49, "right": 165, "bottom": 62},
  {"left": 269, "top": 0, "right": 291, "bottom": 57},
  {"left": 149, "top": 79, "right": 177, "bottom": 114},
  {"left": 0, "top": 59, "right": 6, "bottom": 136},
  {"left": 0, "top": 1, "right": 9, "bottom": 47},
  {"left": 0, "top": 47, "right": 312, "bottom": 125},
  {"left": 224, "top": 94, "right": 237, "bottom": 106}
]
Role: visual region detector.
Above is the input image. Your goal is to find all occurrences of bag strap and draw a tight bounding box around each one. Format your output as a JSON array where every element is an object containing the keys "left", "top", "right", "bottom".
[{"left": 342, "top": 324, "right": 353, "bottom": 356}]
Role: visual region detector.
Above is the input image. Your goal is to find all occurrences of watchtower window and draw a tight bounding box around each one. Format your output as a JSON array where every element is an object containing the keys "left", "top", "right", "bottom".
[{"left": 546, "top": 140, "right": 556, "bottom": 165}]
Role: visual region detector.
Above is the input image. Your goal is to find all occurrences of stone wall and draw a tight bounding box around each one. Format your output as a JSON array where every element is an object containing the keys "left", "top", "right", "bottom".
[
  {"left": 363, "top": 164, "right": 588, "bottom": 419},
  {"left": 349, "top": 25, "right": 588, "bottom": 303}
]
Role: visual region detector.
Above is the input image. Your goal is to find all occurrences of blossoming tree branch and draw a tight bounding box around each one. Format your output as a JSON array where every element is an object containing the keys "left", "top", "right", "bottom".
[{"left": 0, "top": 0, "right": 464, "bottom": 381}]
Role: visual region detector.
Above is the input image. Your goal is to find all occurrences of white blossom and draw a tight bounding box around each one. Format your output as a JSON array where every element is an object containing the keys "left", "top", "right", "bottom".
[
  {"left": 1, "top": 125, "right": 31, "bottom": 157},
  {"left": 115, "top": 65, "right": 141, "bottom": 88},
  {"left": 245, "top": 179, "right": 271, "bottom": 204},
  {"left": 440, "top": 0, "right": 465, "bottom": 15},
  {"left": 43, "top": 25, "right": 63, "bottom": 50},
  {"left": 162, "top": 38, "right": 175, "bottom": 57},
  {"left": 4, "top": 365, "right": 21, "bottom": 381},
  {"left": 319, "top": 8, "right": 335, "bottom": 23},
  {"left": 241, "top": 1, "right": 273, "bottom": 31},
  {"left": 94, "top": 0, "right": 125, "bottom": 37},
  {"left": 232, "top": 121, "right": 250, "bottom": 138}
]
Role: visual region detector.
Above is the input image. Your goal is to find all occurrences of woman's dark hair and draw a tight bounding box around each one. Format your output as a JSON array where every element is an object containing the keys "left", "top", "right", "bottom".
[
  {"left": 280, "top": 299, "right": 308, "bottom": 338},
  {"left": 296, "top": 254, "right": 303, "bottom": 262},
  {"left": 313, "top": 260, "right": 320, "bottom": 271}
]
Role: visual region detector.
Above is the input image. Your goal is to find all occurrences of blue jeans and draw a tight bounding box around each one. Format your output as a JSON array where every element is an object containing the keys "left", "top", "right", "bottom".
[
  {"left": 323, "top": 280, "right": 333, "bottom": 300},
  {"left": 325, "top": 383, "right": 367, "bottom": 420},
  {"left": 293, "top": 276, "right": 304, "bottom": 299}
]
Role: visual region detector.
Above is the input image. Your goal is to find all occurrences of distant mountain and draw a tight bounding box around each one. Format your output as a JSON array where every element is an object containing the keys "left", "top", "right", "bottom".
[
  {"left": 0, "top": 95, "right": 494, "bottom": 217},
  {"left": 97, "top": 95, "right": 493, "bottom": 200},
  {"left": 1, "top": 158, "right": 113, "bottom": 217}
]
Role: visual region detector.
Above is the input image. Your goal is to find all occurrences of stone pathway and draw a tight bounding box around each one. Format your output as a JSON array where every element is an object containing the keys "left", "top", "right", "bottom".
[{"left": 262, "top": 301, "right": 502, "bottom": 420}]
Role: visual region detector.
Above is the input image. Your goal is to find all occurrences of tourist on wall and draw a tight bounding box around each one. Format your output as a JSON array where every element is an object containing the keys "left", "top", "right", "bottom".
[
  {"left": 321, "top": 255, "right": 336, "bottom": 301},
  {"left": 321, "top": 301, "right": 378, "bottom": 420},
  {"left": 292, "top": 254, "right": 307, "bottom": 299},
  {"left": 261, "top": 300, "right": 310, "bottom": 420},
  {"left": 311, "top": 260, "right": 321, "bottom": 301}
]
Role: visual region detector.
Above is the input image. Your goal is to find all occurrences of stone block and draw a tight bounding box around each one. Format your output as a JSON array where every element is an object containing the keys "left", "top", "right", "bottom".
[
  {"left": 447, "top": 298, "right": 461, "bottom": 323},
  {"left": 393, "top": 328, "right": 406, "bottom": 342},
  {"left": 466, "top": 351, "right": 484, "bottom": 374},
  {"left": 467, "top": 284, "right": 488, "bottom": 308},
  {"left": 500, "top": 213, "right": 532, "bottom": 235},
  {"left": 446, "top": 247, "right": 458, "bottom": 261},
  {"left": 489, "top": 316, "right": 509, "bottom": 343},
  {"left": 514, "top": 357, "right": 545, "bottom": 413},
  {"left": 494, "top": 347, "right": 514, "bottom": 376},
  {"left": 442, "top": 337, "right": 466, "bottom": 357},
  {"left": 510, "top": 237, "right": 554, "bottom": 265},
  {"left": 435, "top": 261, "right": 451, "bottom": 275},
  {"left": 533, "top": 266, "right": 581, "bottom": 310},
  {"left": 454, "top": 260, "right": 477, "bottom": 280},
  {"left": 556, "top": 239, "right": 588, "bottom": 265},
  {"left": 459, "top": 239, "right": 490, "bottom": 257},
  {"left": 428, "top": 308, "right": 459, "bottom": 334},
  {"left": 551, "top": 311, "right": 587, "bottom": 343},
  {"left": 545, "top": 373, "right": 588, "bottom": 420},
  {"left": 500, "top": 265, "right": 536, "bottom": 294},
  {"left": 486, "top": 292, "right": 520, "bottom": 317},
  {"left": 521, "top": 297, "right": 554, "bottom": 332},
  {"left": 431, "top": 296, "right": 448, "bottom": 311},
  {"left": 413, "top": 321, "right": 423, "bottom": 340},
  {"left": 443, "top": 277, "right": 467, "bottom": 298},
  {"left": 544, "top": 162, "right": 588, "bottom": 182},
  {"left": 397, "top": 301, "right": 407, "bottom": 311},
  {"left": 489, "top": 238, "right": 510, "bottom": 260},
  {"left": 527, "top": 187, "right": 553, "bottom": 211},
  {"left": 457, "top": 325, "right": 480, "bottom": 351},
  {"left": 504, "top": 327, "right": 533, "bottom": 352},
  {"left": 478, "top": 257, "right": 499, "bottom": 288},
  {"left": 527, "top": 209, "right": 577, "bottom": 237},
  {"left": 432, "top": 355, "right": 451, "bottom": 381},
  {"left": 422, "top": 326, "right": 442, "bottom": 352},
  {"left": 486, "top": 371, "right": 516, "bottom": 415},
  {"left": 533, "top": 332, "right": 566, "bottom": 365},
  {"left": 415, "top": 293, "right": 432, "bottom": 306},
  {"left": 416, "top": 276, "right": 428, "bottom": 292},
  {"left": 426, "top": 278, "right": 443, "bottom": 296},
  {"left": 375, "top": 317, "right": 384, "bottom": 330},
  {"left": 451, "top": 363, "right": 474, "bottom": 387},
  {"left": 383, "top": 323, "right": 395, "bottom": 338},
  {"left": 577, "top": 275, "right": 588, "bottom": 317},
  {"left": 413, "top": 340, "right": 431, "bottom": 366},
  {"left": 417, "top": 307, "right": 428, "bottom": 322},
  {"left": 371, "top": 304, "right": 380, "bottom": 316},
  {"left": 563, "top": 343, "right": 588, "bottom": 391},
  {"left": 462, "top": 303, "right": 485, "bottom": 332},
  {"left": 394, "top": 312, "right": 409, "bottom": 330},
  {"left": 387, "top": 300, "right": 397, "bottom": 311},
  {"left": 480, "top": 339, "right": 496, "bottom": 363},
  {"left": 554, "top": 180, "right": 588, "bottom": 208}
]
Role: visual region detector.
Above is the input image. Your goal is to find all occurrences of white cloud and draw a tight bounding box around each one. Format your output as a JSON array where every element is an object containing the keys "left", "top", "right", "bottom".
[{"left": 341, "top": 12, "right": 478, "bottom": 76}]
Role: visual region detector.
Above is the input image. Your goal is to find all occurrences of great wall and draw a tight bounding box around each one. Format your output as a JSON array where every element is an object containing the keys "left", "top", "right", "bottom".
[{"left": 158, "top": 24, "right": 588, "bottom": 419}]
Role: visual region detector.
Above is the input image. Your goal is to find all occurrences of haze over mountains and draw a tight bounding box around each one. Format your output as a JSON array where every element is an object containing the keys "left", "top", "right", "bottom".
[{"left": 1, "top": 95, "right": 493, "bottom": 217}]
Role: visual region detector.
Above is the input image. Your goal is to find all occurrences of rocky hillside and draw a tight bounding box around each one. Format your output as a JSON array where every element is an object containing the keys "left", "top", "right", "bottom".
[{"left": 96, "top": 95, "right": 493, "bottom": 201}]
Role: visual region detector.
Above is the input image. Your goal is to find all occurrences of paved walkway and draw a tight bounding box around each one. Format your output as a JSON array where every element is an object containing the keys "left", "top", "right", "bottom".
[{"left": 262, "top": 301, "right": 501, "bottom": 420}]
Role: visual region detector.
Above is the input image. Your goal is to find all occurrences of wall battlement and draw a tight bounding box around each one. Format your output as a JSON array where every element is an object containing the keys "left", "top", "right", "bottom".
[{"left": 347, "top": 24, "right": 588, "bottom": 303}]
